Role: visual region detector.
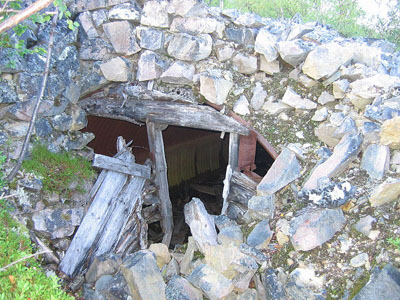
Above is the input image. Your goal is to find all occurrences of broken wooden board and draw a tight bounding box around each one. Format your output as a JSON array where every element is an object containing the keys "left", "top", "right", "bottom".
[
  {"left": 59, "top": 139, "right": 148, "bottom": 276},
  {"left": 227, "top": 171, "right": 257, "bottom": 207},
  {"left": 80, "top": 98, "right": 250, "bottom": 135},
  {"left": 93, "top": 154, "right": 151, "bottom": 179}
]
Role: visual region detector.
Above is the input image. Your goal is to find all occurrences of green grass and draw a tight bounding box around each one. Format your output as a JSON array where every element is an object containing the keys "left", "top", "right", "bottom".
[
  {"left": 388, "top": 237, "right": 400, "bottom": 251},
  {"left": 22, "top": 144, "right": 95, "bottom": 197},
  {"left": 0, "top": 199, "right": 74, "bottom": 300}
]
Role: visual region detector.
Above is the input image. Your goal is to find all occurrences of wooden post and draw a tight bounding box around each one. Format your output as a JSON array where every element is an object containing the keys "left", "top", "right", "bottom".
[
  {"left": 146, "top": 121, "right": 174, "bottom": 247},
  {"left": 228, "top": 133, "right": 239, "bottom": 171}
]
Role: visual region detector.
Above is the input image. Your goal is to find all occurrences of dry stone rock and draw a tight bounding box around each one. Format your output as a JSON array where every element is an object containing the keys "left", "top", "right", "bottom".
[
  {"left": 312, "top": 107, "right": 328, "bottom": 122},
  {"left": 232, "top": 53, "right": 258, "bottom": 74},
  {"left": 285, "top": 267, "right": 325, "bottom": 300},
  {"left": 353, "top": 215, "right": 376, "bottom": 237},
  {"left": 166, "top": 276, "right": 202, "bottom": 300},
  {"left": 94, "top": 273, "right": 131, "bottom": 300},
  {"left": 85, "top": 254, "right": 121, "bottom": 284},
  {"left": 318, "top": 91, "right": 335, "bottom": 105},
  {"left": 141, "top": 0, "right": 170, "bottom": 28},
  {"left": 225, "top": 27, "right": 255, "bottom": 47},
  {"left": 361, "top": 144, "right": 390, "bottom": 179},
  {"left": 136, "top": 26, "right": 164, "bottom": 51},
  {"left": 287, "top": 23, "right": 314, "bottom": 40},
  {"left": 233, "top": 95, "right": 250, "bottom": 116},
  {"left": 91, "top": 9, "right": 107, "bottom": 28},
  {"left": 380, "top": 116, "right": 400, "bottom": 149},
  {"left": 217, "top": 226, "right": 243, "bottom": 247},
  {"left": 103, "top": 21, "right": 140, "bottom": 55},
  {"left": 290, "top": 207, "right": 346, "bottom": 251},
  {"left": 108, "top": 3, "right": 140, "bottom": 22},
  {"left": 247, "top": 195, "right": 275, "bottom": 221},
  {"left": 247, "top": 220, "right": 273, "bottom": 250},
  {"left": 0, "top": 80, "right": 18, "bottom": 104},
  {"left": 276, "top": 40, "right": 310, "bottom": 67},
  {"left": 259, "top": 56, "right": 280, "bottom": 75},
  {"left": 302, "top": 42, "right": 353, "bottom": 80},
  {"left": 180, "top": 237, "right": 197, "bottom": 275},
  {"left": 187, "top": 264, "right": 234, "bottom": 300},
  {"left": 149, "top": 243, "right": 171, "bottom": 269},
  {"left": 169, "top": 0, "right": 200, "bottom": 17},
  {"left": 80, "top": 38, "right": 113, "bottom": 61},
  {"left": 170, "top": 16, "right": 221, "bottom": 35},
  {"left": 369, "top": 178, "right": 400, "bottom": 206},
  {"left": 160, "top": 61, "right": 195, "bottom": 85},
  {"left": 361, "top": 122, "right": 380, "bottom": 144},
  {"left": 304, "top": 133, "right": 363, "bottom": 190},
  {"left": 184, "top": 198, "right": 218, "bottom": 253},
  {"left": 216, "top": 44, "right": 234, "bottom": 62},
  {"left": 199, "top": 73, "right": 233, "bottom": 105},
  {"left": 332, "top": 79, "right": 349, "bottom": 99},
  {"left": 261, "top": 269, "right": 286, "bottom": 300},
  {"left": 255, "top": 27, "right": 279, "bottom": 62},
  {"left": 350, "top": 253, "right": 369, "bottom": 268},
  {"left": 121, "top": 250, "right": 166, "bottom": 300},
  {"left": 250, "top": 82, "right": 267, "bottom": 110},
  {"left": 167, "top": 33, "right": 212, "bottom": 61},
  {"left": 257, "top": 147, "right": 301, "bottom": 195},
  {"left": 78, "top": 11, "right": 99, "bottom": 39},
  {"left": 137, "top": 50, "right": 165, "bottom": 82},
  {"left": 281, "top": 87, "right": 317, "bottom": 110},
  {"left": 234, "top": 12, "right": 265, "bottom": 27},
  {"left": 100, "top": 57, "right": 129, "bottom": 82},
  {"left": 163, "top": 258, "right": 179, "bottom": 282},
  {"left": 262, "top": 101, "right": 290, "bottom": 115}
]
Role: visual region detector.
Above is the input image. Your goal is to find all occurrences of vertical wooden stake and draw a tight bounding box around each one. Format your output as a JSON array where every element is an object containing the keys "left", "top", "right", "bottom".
[
  {"left": 228, "top": 133, "right": 239, "bottom": 171},
  {"left": 147, "top": 121, "right": 173, "bottom": 247}
]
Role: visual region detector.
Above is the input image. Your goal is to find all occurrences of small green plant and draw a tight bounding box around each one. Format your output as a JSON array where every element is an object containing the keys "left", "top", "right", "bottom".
[
  {"left": 0, "top": 199, "right": 74, "bottom": 300},
  {"left": 0, "top": 151, "right": 6, "bottom": 191},
  {"left": 22, "top": 144, "right": 95, "bottom": 197},
  {"left": 387, "top": 237, "right": 400, "bottom": 251}
]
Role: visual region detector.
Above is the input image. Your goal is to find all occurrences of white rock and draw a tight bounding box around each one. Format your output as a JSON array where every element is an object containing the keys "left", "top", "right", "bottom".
[
  {"left": 160, "top": 61, "right": 195, "bottom": 85},
  {"left": 260, "top": 56, "right": 280, "bottom": 75},
  {"left": 318, "top": 91, "right": 335, "bottom": 105},
  {"left": 255, "top": 27, "right": 279, "bottom": 62},
  {"left": 281, "top": 87, "right": 317, "bottom": 110},
  {"left": 200, "top": 73, "right": 233, "bottom": 105},
  {"left": 100, "top": 57, "right": 129, "bottom": 82},
  {"left": 233, "top": 95, "right": 250, "bottom": 115},
  {"left": 250, "top": 82, "right": 267, "bottom": 110},
  {"left": 141, "top": 0, "right": 170, "bottom": 28},
  {"left": 312, "top": 107, "right": 328, "bottom": 121}
]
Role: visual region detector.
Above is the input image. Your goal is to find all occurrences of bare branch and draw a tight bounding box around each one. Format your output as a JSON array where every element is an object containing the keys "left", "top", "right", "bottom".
[
  {"left": 0, "top": 250, "right": 52, "bottom": 272},
  {"left": 5, "top": 10, "right": 58, "bottom": 182},
  {"left": 0, "top": 0, "right": 54, "bottom": 34}
]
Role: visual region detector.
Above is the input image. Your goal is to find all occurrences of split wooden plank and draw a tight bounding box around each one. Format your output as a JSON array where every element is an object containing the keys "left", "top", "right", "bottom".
[
  {"left": 80, "top": 98, "right": 250, "bottom": 135},
  {"left": 147, "top": 121, "right": 174, "bottom": 247},
  {"left": 93, "top": 154, "right": 151, "bottom": 179},
  {"left": 228, "top": 133, "right": 239, "bottom": 171},
  {"left": 221, "top": 165, "right": 232, "bottom": 215},
  {"left": 227, "top": 171, "right": 257, "bottom": 207}
]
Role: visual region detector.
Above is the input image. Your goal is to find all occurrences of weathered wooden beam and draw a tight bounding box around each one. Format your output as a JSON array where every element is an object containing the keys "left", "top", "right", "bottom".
[
  {"left": 93, "top": 154, "right": 151, "bottom": 179},
  {"left": 146, "top": 121, "right": 174, "bottom": 247},
  {"left": 80, "top": 98, "right": 250, "bottom": 135},
  {"left": 228, "top": 133, "right": 239, "bottom": 171}
]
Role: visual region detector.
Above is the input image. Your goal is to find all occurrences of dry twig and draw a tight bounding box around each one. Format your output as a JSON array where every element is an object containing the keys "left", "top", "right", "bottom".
[{"left": 0, "top": 250, "right": 52, "bottom": 272}]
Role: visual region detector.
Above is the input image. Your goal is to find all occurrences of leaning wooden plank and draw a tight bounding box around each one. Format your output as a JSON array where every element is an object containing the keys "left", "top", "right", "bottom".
[
  {"left": 227, "top": 171, "right": 257, "bottom": 207},
  {"left": 93, "top": 175, "right": 146, "bottom": 257},
  {"left": 93, "top": 154, "right": 151, "bottom": 179},
  {"left": 228, "top": 133, "right": 239, "bottom": 171},
  {"left": 59, "top": 150, "right": 133, "bottom": 276},
  {"left": 147, "top": 121, "right": 174, "bottom": 247},
  {"left": 80, "top": 98, "right": 250, "bottom": 135},
  {"left": 221, "top": 165, "right": 232, "bottom": 215}
]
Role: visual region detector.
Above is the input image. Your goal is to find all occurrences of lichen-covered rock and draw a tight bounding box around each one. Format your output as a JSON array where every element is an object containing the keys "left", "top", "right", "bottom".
[
  {"left": 108, "top": 3, "right": 141, "bottom": 22},
  {"left": 167, "top": 33, "right": 212, "bottom": 61},
  {"left": 137, "top": 50, "right": 166, "bottom": 82},
  {"left": 0, "top": 80, "right": 18, "bottom": 104},
  {"left": 290, "top": 207, "right": 345, "bottom": 251},
  {"left": 225, "top": 27, "right": 255, "bottom": 47},
  {"left": 166, "top": 276, "right": 202, "bottom": 300},
  {"left": 141, "top": 0, "right": 170, "bottom": 28},
  {"left": 247, "top": 220, "right": 273, "bottom": 250},
  {"left": 100, "top": 57, "right": 129, "bottom": 82},
  {"left": 136, "top": 26, "right": 164, "bottom": 51},
  {"left": 79, "top": 38, "right": 113, "bottom": 61},
  {"left": 217, "top": 225, "right": 243, "bottom": 247},
  {"left": 78, "top": 11, "right": 99, "bottom": 39},
  {"left": 103, "top": 21, "right": 140, "bottom": 55},
  {"left": 247, "top": 195, "right": 275, "bottom": 221},
  {"left": 285, "top": 267, "right": 325, "bottom": 300}
]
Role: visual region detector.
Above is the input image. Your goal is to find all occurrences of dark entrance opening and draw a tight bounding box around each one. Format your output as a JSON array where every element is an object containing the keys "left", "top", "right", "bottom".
[{"left": 81, "top": 115, "right": 275, "bottom": 246}]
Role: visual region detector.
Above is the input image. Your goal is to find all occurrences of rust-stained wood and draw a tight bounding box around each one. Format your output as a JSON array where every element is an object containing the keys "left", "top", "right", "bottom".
[
  {"left": 238, "top": 131, "right": 257, "bottom": 171},
  {"left": 146, "top": 121, "right": 174, "bottom": 247},
  {"left": 80, "top": 98, "right": 250, "bottom": 135},
  {"left": 93, "top": 154, "right": 151, "bottom": 179}
]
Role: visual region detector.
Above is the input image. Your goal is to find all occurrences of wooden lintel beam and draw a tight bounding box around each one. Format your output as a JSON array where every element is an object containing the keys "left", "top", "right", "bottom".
[
  {"left": 80, "top": 98, "right": 250, "bottom": 135},
  {"left": 93, "top": 154, "right": 151, "bottom": 179}
]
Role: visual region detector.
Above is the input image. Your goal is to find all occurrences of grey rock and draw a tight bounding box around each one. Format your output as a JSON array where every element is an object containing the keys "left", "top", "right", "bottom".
[
  {"left": 35, "top": 118, "right": 53, "bottom": 137},
  {"left": 290, "top": 207, "right": 345, "bottom": 251},
  {"left": 350, "top": 253, "right": 369, "bottom": 268},
  {"left": 233, "top": 12, "right": 265, "bottom": 27},
  {"left": 108, "top": 3, "right": 141, "bottom": 22},
  {"left": 361, "top": 122, "right": 381, "bottom": 144},
  {"left": 91, "top": 9, "right": 108, "bottom": 28},
  {"left": 369, "top": 178, "right": 400, "bottom": 207},
  {"left": 276, "top": 40, "right": 310, "bottom": 67},
  {"left": 168, "top": 33, "right": 212, "bottom": 61},
  {"left": 255, "top": 27, "right": 279, "bottom": 62},
  {"left": 166, "top": 275, "right": 202, "bottom": 300},
  {"left": 225, "top": 27, "right": 255, "bottom": 47},
  {"left": 170, "top": 0, "right": 201, "bottom": 17},
  {"left": 332, "top": 117, "right": 357, "bottom": 139},
  {"left": 247, "top": 220, "right": 273, "bottom": 250},
  {"left": 163, "top": 258, "right": 180, "bottom": 282},
  {"left": 281, "top": 87, "right": 317, "bottom": 110},
  {"left": 187, "top": 264, "right": 234, "bottom": 300},
  {"left": 287, "top": 23, "right": 314, "bottom": 40},
  {"left": 80, "top": 38, "right": 113, "bottom": 61},
  {"left": 216, "top": 44, "right": 235, "bottom": 62},
  {"left": 100, "top": 57, "right": 130, "bottom": 82},
  {"left": 217, "top": 225, "right": 243, "bottom": 247},
  {"left": 364, "top": 104, "right": 400, "bottom": 123},
  {"left": 233, "top": 95, "right": 250, "bottom": 116},
  {"left": 259, "top": 56, "right": 280, "bottom": 75},
  {"left": 32, "top": 208, "right": 85, "bottom": 239},
  {"left": 285, "top": 267, "right": 326, "bottom": 300},
  {"left": 312, "top": 107, "right": 329, "bottom": 122},
  {"left": 121, "top": 250, "right": 166, "bottom": 300},
  {"left": 213, "top": 215, "right": 238, "bottom": 231},
  {"left": 261, "top": 269, "right": 287, "bottom": 300},
  {"left": 136, "top": 26, "right": 164, "bottom": 51},
  {"left": 0, "top": 80, "right": 18, "bottom": 104},
  {"left": 95, "top": 274, "right": 131, "bottom": 300},
  {"left": 170, "top": 16, "right": 222, "bottom": 36},
  {"left": 64, "top": 131, "right": 95, "bottom": 151},
  {"left": 353, "top": 264, "right": 400, "bottom": 300},
  {"left": 103, "top": 21, "right": 141, "bottom": 55},
  {"left": 302, "top": 42, "right": 353, "bottom": 80},
  {"left": 184, "top": 198, "right": 218, "bottom": 253},
  {"left": 298, "top": 179, "right": 355, "bottom": 208},
  {"left": 353, "top": 215, "right": 376, "bottom": 236},
  {"left": 86, "top": 254, "right": 121, "bottom": 284},
  {"left": 248, "top": 195, "right": 275, "bottom": 221},
  {"left": 317, "top": 91, "right": 335, "bottom": 105},
  {"left": 199, "top": 73, "right": 233, "bottom": 105},
  {"left": 303, "top": 134, "right": 363, "bottom": 190},
  {"left": 257, "top": 147, "right": 301, "bottom": 195},
  {"left": 160, "top": 61, "right": 195, "bottom": 85},
  {"left": 137, "top": 50, "right": 165, "bottom": 81},
  {"left": 141, "top": 0, "right": 170, "bottom": 28},
  {"left": 0, "top": 48, "right": 26, "bottom": 73},
  {"left": 221, "top": 9, "right": 241, "bottom": 20},
  {"left": 232, "top": 53, "right": 258, "bottom": 74},
  {"left": 250, "top": 82, "right": 267, "bottom": 110},
  {"left": 332, "top": 79, "right": 349, "bottom": 99},
  {"left": 78, "top": 11, "right": 99, "bottom": 39},
  {"left": 361, "top": 144, "right": 390, "bottom": 179},
  {"left": 239, "top": 243, "right": 269, "bottom": 264}
]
